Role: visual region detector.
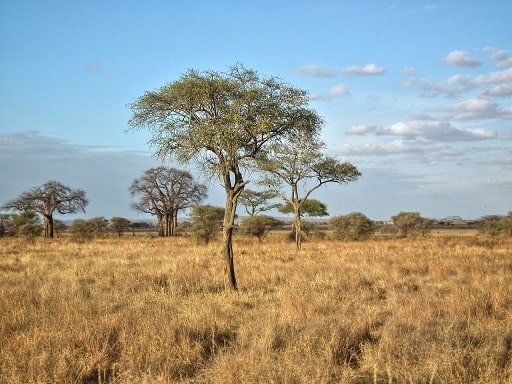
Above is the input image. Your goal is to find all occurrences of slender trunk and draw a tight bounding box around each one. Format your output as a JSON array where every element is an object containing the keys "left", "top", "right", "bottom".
[
  {"left": 223, "top": 192, "right": 238, "bottom": 290},
  {"left": 222, "top": 168, "right": 248, "bottom": 291},
  {"left": 294, "top": 210, "right": 302, "bottom": 251}
]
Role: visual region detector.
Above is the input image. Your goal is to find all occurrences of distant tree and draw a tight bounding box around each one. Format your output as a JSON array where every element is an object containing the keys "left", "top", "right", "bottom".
[
  {"left": 0, "top": 214, "right": 9, "bottom": 237},
  {"left": 128, "top": 64, "right": 322, "bottom": 290},
  {"left": 478, "top": 213, "right": 512, "bottom": 236},
  {"left": 259, "top": 135, "right": 361, "bottom": 251},
  {"left": 129, "top": 167, "right": 207, "bottom": 237},
  {"left": 189, "top": 205, "right": 224, "bottom": 244},
  {"left": 240, "top": 215, "right": 283, "bottom": 242},
  {"left": 87, "top": 217, "right": 109, "bottom": 237},
  {"left": 2, "top": 180, "right": 88, "bottom": 238},
  {"left": 8, "top": 211, "right": 42, "bottom": 238},
  {"left": 238, "top": 189, "right": 280, "bottom": 216},
  {"left": 278, "top": 199, "right": 329, "bottom": 218},
  {"left": 68, "top": 219, "right": 93, "bottom": 242},
  {"left": 110, "top": 217, "right": 131, "bottom": 237},
  {"left": 53, "top": 219, "right": 67, "bottom": 238},
  {"left": 329, "top": 212, "right": 374, "bottom": 241},
  {"left": 392, "top": 212, "right": 432, "bottom": 237}
]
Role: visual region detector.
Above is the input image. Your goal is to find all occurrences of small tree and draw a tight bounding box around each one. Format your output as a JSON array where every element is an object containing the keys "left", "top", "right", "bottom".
[
  {"left": 68, "top": 219, "right": 93, "bottom": 242},
  {"left": 8, "top": 211, "right": 42, "bottom": 238},
  {"left": 238, "top": 189, "right": 280, "bottom": 216},
  {"left": 240, "top": 215, "right": 283, "bottom": 242},
  {"left": 259, "top": 135, "right": 361, "bottom": 251},
  {"left": 189, "top": 205, "right": 224, "bottom": 244},
  {"left": 2, "top": 180, "right": 88, "bottom": 238},
  {"left": 392, "top": 212, "right": 432, "bottom": 237},
  {"left": 87, "top": 217, "right": 109, "bottom": 237},
  {"left": 478, "top": 213, "right": 512, "bottom": 236},
  {"left": 110, "top": 217, "right": 131, "bottom": 237},
  {"left": 329, "top": 212, "right": 374, "bottom": 241}
]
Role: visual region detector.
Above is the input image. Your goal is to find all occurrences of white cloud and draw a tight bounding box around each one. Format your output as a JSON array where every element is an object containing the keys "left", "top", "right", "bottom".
[
  {"left": 297, "top": 65, "right": 337, "bottom": 77},
  {"left": 347, "top": 119, "right": 497, "bottom": 141},
  {"left": 346, "top": 124, "right": 378, "bottom": 134},
  {"left": 483, "top": 84, "right": 512, "bottom": 97},
  {"left": 342, "top": 64, "right": 385, "bottom": 75},
  {"left": 402, "top": 74, "right": 473, "bottom": 97},
  {"left": 401, "top": 67, "right": 416, "bottom": 75},
  {"left": 443, "top": 50, "right": 482, "bottom": 68},
  {"left": 474, "top": 67, "right": 512, "bottom": 86},
  {"left": 443, "top": 97, "right": 510, "bottom": 121},
  {"left": 483, "top": 47, "right": 512, "bottom": 68},
  {"left": 310, "top": 84, "right": 350, "bottom": 100}
]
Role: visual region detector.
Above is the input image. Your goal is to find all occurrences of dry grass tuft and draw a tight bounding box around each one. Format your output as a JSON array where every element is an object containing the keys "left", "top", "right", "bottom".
[{"left": 1, "top": 234, "right": 511, "bottom": 383}]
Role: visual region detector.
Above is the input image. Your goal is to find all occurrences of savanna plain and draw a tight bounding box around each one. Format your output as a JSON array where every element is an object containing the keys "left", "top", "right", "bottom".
[{"left": 1, "top": 231, "right": 511, "bottom": 383}]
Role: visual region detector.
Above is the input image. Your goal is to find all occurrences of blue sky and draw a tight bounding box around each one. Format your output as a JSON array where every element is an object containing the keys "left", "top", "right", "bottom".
[{"left": 1, "top": 1, "right": 511, "bottom": 221}]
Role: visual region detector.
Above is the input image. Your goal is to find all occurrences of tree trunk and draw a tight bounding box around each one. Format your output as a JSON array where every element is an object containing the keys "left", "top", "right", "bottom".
[
  {"left": 294, "top": 210, "right": 302, "bottom": 251},
  {"left": 222, "top": 169, "right": 248, "bottom": 291},
  {"left": 223, "top": 193, "right": 238, "bottom": 290},
  {"left": 43, "top": 214, "right": 54, "bottom": 238}
]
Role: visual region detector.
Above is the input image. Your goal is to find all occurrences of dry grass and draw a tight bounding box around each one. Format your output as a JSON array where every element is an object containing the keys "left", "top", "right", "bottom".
[{"left": 1, "top": 233, "right": 511, "bottom": 383}]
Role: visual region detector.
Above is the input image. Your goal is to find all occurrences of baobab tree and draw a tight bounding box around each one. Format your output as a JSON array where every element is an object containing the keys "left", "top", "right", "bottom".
[
  {"left": 128, "top": 64, "right": 321, "bottom": 290},
  {"left": 2, "top": 180, "right": 88, "bottom": 238},
  {"left": 129, "top": 167, "right": 207, "bottom": 236}
]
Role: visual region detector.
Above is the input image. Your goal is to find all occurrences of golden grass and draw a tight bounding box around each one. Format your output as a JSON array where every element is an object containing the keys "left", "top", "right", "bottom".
[{"left": 1, "top": 234, "right": 511, "bottom": 383}]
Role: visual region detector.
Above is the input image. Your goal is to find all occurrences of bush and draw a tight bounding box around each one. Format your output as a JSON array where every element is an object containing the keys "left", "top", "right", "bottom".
[
  {"left": 239, "top": 215, "right": 283, "bottom": 241},
  {"left": 329, "top": 212, "right": 374, "bottom": 241},
  {"left": 391, "top": 212, "right": 432, "bottom": 237},
  {"left": 479, "top": 212, "right": 512, "bottom": 236},
  {"left": 189, "top": 205, "right": 224, "bottom": 244}
]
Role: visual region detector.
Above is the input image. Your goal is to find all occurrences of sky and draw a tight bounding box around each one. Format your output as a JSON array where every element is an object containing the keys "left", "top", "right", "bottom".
[{"left": 1, "top": 0, "right": 511, "bottom": 221}]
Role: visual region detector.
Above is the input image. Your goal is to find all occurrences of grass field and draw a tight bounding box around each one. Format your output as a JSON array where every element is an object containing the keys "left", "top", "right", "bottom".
[{"left": 1, "top": 233, "right": 511, "bottom": 383}]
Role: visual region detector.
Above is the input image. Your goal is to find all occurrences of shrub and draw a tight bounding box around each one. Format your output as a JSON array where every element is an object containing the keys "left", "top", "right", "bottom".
[
  {"left": 479, "top": 212, "right": 512, "bottom": 236},
  {"left": 239, "top": 215, "right": 283, "bottom": 242},
  {"left": 329, "top": 212, "right": 374, "bottom": 241},
  {"left": 189, "top": 205, "right": 224, "bottom": 244},
  {"left": 391, "top": 212, "right": 432, "bottom": 237}
]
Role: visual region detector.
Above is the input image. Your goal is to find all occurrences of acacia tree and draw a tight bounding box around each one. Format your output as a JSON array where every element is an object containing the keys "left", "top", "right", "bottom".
[
  {"left": 259, "top": 136, "right": 361, "bottom": 251},
  {"left": 2, "top": 180, "right": 88, "bottom": 238},
  {"left": 129, "top": 167, "right": 207, "bottom": 236},
  {"left": 128, "top": 64, "right": 321, "bottom": 290},
  {"left": 238, "top": 189, "right": 280, "bottom": 216}
]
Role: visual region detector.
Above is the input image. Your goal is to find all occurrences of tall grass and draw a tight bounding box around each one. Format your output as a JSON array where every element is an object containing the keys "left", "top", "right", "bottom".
[{"left": 1, "top": 234, "right": 511, "bottom": 383}]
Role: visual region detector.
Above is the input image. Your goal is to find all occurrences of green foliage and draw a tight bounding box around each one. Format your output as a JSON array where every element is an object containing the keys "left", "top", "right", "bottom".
[
  {"left": 238, "top": 189, "right": 279, "bottom": 216},
  {"left": 329, "top": 212, "right": 374, "bottom": 241},
  {"left": 479, "top": 212, "right": 512, "bottom": 236},
  {"left": 239, "top": 215, "right": 283, "bottom": 241},
  {"left": 68, "top": 217, "right": 109, "bottom": 242},
  {"left": 278, "top": 199, "right": 328, "bottom": 217},
  {"left": 391, "top": 212, "right": 432, "bottom": 237},
  {"left": 68, "top": 219, "right": 94, "bottom": 242},
  {"left": 189, "top": 205, "right": 224, "bottom": 244},
  {"left": 8, "top": 211, "right": 42, "bottom": 237},
  {"left": 110, "top": 217, "right": 132, "bottom": 237}
]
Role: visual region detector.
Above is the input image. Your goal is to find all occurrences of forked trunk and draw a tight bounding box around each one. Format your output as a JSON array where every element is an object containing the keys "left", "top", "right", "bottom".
[{"left": 223, "top": 193, "right": 238, "bottom": 290}]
